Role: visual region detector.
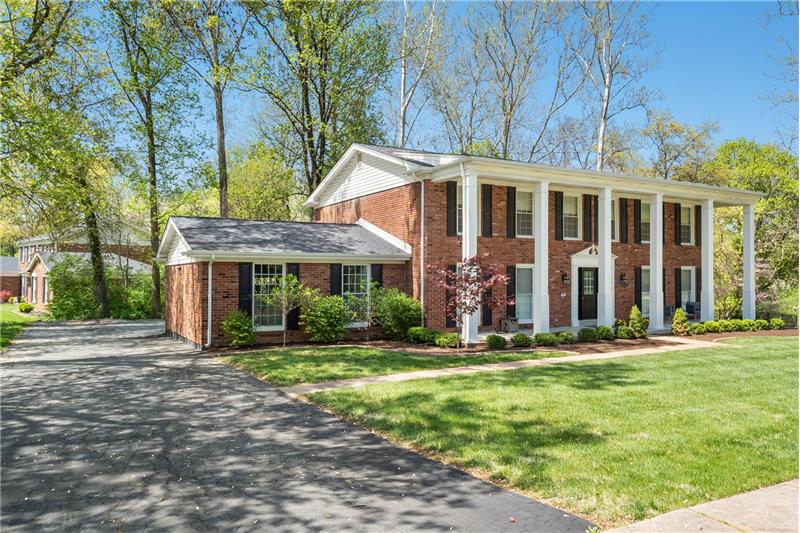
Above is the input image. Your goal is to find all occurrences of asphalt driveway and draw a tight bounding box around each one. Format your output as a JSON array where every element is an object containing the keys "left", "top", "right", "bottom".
[{"left": 1, "top": 321, "right": 593, "bottom": 532}]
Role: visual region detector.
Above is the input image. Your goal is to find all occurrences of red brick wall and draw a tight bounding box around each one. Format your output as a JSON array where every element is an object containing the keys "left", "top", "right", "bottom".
[
  {"left": 22, "top": 263, "right": 49, "bottom": 311},
  {"left": 0, "top": 275, "right": 20, "bottom": 298},
  {"left": 165, "top": 263, "right": 205, "bottom": 346}
]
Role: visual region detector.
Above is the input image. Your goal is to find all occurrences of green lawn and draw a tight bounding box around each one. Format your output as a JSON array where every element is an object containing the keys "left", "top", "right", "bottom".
[
  {"left": 309, "top": 336, "right": 798, "bottom": 527},
  {"left": 0, "top": 304, "right": 37, "bottom": 348},
  {"left": 224, "top": 346, "right": 560, "bottom": 386}
]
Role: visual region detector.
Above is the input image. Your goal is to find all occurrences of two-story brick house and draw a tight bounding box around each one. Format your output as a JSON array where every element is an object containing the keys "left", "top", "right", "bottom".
[{"left": 158, "top": 143, "right": 762, "bottom": 347}]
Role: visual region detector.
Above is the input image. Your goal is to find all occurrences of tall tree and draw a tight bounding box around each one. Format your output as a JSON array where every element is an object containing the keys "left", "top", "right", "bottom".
[
  {"left": 227, "top": 142, "right": 302, "bottom": 220},
  {"left": 162, "top": 0, "right": 251, "bottom": 217},
  {"left": 641, "top": 110, "right": 718, "bottom": 180},
  {"left": 570, "top": 0, "right": 654, "bottom": 171},
  {"left": 246, "top": 0, "right": 391, "bottom": 195},
  {"left": 105, "top": 0, "right": 197, "bottom": 317}
]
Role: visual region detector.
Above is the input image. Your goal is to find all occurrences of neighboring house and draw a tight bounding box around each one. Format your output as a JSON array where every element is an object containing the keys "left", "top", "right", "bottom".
[
  {"left": 158, "top": 143, "right": 762, "bottom": 347},
  {"left": 0, "top": 256, "right": 21, "bottom": 298}
]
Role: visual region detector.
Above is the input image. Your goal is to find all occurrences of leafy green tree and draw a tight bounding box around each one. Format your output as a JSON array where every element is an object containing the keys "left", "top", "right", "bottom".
[
  {"left": 227, "top": 143, "right": 303, "bottom": 220},
  {"left": 642, "top": 109, "right": 718, "bottom": 180},
  {"left": 262, "top": 274, "right": 317, "bottom": 347}
]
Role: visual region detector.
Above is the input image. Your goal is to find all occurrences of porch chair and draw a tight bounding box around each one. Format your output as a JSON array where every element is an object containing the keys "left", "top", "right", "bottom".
[{"left": 684, "top": 301, "right": 699, "bottom": 320}]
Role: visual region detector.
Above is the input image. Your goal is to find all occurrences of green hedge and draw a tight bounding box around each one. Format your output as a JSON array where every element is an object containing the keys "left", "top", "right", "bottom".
[{"left": 485, "top": 334, "right": 507, "bottom": 349}]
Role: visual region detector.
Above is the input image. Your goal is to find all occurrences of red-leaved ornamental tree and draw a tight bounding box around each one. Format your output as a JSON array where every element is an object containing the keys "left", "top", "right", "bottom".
[{"left": 427, "top": 253, "right": 513, "bottom": 347}]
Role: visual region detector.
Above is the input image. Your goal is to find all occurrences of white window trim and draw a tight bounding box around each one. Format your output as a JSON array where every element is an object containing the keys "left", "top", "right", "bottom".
[
  {"left": 641, "top": 202, "right": 651, "bottom": 244},
  {"left": 562, "top": 193, "right": 582, "bottom": 241},
  {"left": 42, "top": 275, "right": 48, "bottom": 305},
  {"left": 252, "top": 263, "right": 286, "bottom": 332},
  {"left": 680, "top": 204, "right": 695, "bottom": 245},
  {"left": 515, "top": 189, "right": 535, "bottom": 238},
  {"left": 679, "top": 266, "right": 696, "bottom": 309},
  {"left": 31, "top": 275, "right": 37, "bottom": 304},
  {"left": 641, "top": 265, "right": 651, "bottom": 317},
  {"left": 456, "top": 183, "right": 463, "bottom": 236},
  {"left": 515, "top": 264, "right": 535, "bottom": 324},
  {"left": 343, "top": 263, "right": 371, "bottom": 328},
  {"left": 611, "top": 199, "right": 619, "bottom": 243}
]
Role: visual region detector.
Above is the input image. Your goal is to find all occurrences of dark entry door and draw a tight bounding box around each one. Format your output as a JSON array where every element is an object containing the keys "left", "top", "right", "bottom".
[{"left": 578, "top": 268, "right": 598, "bottom": 320}]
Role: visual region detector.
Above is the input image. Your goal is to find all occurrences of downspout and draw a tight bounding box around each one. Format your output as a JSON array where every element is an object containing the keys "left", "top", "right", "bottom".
[
  {"left": 417, "top": 173, "right": 426, "bottom": 326},
  {"left": 204, "top": 254, "right": 215, "bottom": 349}
]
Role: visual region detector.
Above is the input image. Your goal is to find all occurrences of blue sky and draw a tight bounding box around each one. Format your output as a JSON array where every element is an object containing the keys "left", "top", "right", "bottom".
[{"left": 218, "top": 1, "right": 798, "bottom": 154}]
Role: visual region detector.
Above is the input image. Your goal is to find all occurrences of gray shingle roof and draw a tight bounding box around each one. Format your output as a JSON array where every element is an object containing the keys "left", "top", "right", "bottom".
[
  {"left": 0, "top": 256, "right": 19, "bottom": 275},
  {"left": 171, "top": 217, "right": 410, "bottom": 258},
  {"left": 28, "top": 252, "right": 151, "bottom": 274},
  {"left": 355, "top": 144, "right": 435, "bottom": 167}
]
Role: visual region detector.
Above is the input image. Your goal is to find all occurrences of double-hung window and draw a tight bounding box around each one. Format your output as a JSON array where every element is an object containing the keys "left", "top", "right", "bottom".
[
  {"left": 31, "top": 275, "right": 37, "bottom": 304},
  {"left": 456, "top": 184, "right": 464, "bottom": 235},
  {"left": 640, "top": 202, "right": 651, "bottom": 244},
  {"left": 253, "top": 264, "right": 284, "bottom": 331},
  {"left": 343, "top": 264, "right": 370, "bottom": 326},
  {"left": 680, "top": 267, "right": 695, "bottom": 308},
  {"left": 42, "top": 277, "right": 48, "bottom": 305},
  {"left": 680, "top": 205, "right": 694, "bottom": 244},
  {"left": 562, "top": 195, "right": 580, "bottom": 239},
  {"left": 515, "top": 265, "right": 534, "bottom": 323},
  {"left": 611, "top": 200, "right": 617, "bottom": 241},
  {"left": 641, "top": 266, "right": 650, "bottom": 317},
  {"left": 516, "top": 191, "right": 534, "bottom": 237}
]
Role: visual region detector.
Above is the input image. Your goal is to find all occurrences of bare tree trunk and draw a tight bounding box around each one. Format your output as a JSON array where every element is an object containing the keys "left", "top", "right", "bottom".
[
  {"left": 596, "top": 76, "right": 611, "bottom": 171},
  {"left": 213, "top": 84, "right": 229, "bottom": 217},
  {"left": 144, "top": 96, "right": 161, "bottom": 318}
]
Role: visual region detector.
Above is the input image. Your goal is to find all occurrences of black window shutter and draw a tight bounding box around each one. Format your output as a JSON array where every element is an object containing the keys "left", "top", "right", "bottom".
[
  {"left": 674, "top": 203, "right": 682, "bottom": 245},
  {"left": 695, "top": 268, "right": 702, "bottom": 303},
  {"left": 554, "top": 191, "right": 564, "bottom": 240},
  {"left": 370, "top": 264, "right": 383, "bottom": 286},
  {"left": 506, "top": 265, "right": 516, "bottom": 318},
  {"left": 695, "top": 205, "right": 702, "bottom": 246},
  {"left": 619, "top": 198, "right": 628, "bottom": 243},
  {"left": 634, "top": 267, "right": 642, "bottom": 310},
  {"left": 238, "top": 263, "right": 253, "bottom": 315},
  {"left": 675, "top": 267, "right": 682, "bottom": 307},
  {"left": 633, "top": 200, "right": 642, "bottom": 244},
  {"left": 330, "top": 264, "right": 342, "bottom": 295},
  {"left": 506, "top": 186, "right": 516, "bottom": 238},
  {"left": 445, "top": 264, "right": 456, "bottom": 328},
  {"left": 663, "top": 204, "right": 667, "bottom": 242},
  {"left": 481, "top": 273, "right": 492, "bottom": 327},
  {"left": 286, "top": 263, "right": 300, "bottom": 330},
  {"left": 446, "top": 181, "right": 457, "bottom": 236},
  {"left": 582, "top": 194, "right": 592, "bottom": 242},
  {"left": 481, "top": 184, "right": 493, "bottom": 237},
  {"left": 593, "top": 195, "right": 599, "bottom": 242}
]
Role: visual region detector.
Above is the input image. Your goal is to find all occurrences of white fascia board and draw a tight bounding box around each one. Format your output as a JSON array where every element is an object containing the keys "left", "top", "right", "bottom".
[
  {"left": 184, "top": 251, "right": 410, "bottom": 263},
  {"left": 355, "top": 218, "right": 412, "bottom": 254},
  {"left": 430, "top": 158, "right": 764, "bottom": 206},
  {"left": 23, "top": 253, "right": 46, "bottom": 273},
  {"left": 305, "top": 144, "right": 424, "bottom": 207},
  {"left": 155, "top": 218, "right": 188, "bottom": 260}
]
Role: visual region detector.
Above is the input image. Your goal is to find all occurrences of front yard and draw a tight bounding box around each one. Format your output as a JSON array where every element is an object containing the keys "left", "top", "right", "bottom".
[
  {"left": 0, "top": 304, "right": 36, "bottom": 348},
  {"left": 307, "top": 336, "right": 798, "bottom": 528},
  {"left": 223, "top": 346, "right": 563, "bottom": 386}
]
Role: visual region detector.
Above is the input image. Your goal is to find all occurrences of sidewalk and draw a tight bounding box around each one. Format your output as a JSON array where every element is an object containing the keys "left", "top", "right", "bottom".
[
  {"left": 607, "top": 479, "right": 798, "bottom": 532},
  {"left": 282, "top": 335, "right": 721, "bottom": 396}
]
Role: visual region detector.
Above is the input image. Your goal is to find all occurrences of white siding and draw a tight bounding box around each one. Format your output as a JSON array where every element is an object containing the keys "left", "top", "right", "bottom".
[
  {"left": 317, "top": 153, "right": 411, "bottom": 206},
  {"left": 165, "top": 235, "right": 197, "bottom": 266}
]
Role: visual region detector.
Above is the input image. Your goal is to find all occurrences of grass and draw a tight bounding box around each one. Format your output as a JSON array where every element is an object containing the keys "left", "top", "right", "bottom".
[
  {"left": 0, "top": 303, "right": 37, "bottom": 348},
  {"left": 308, "top": 336, "right": 799, "bottom": 527},
  {"left": 223, "top": 346, "right": 561, "bottom": 386}
]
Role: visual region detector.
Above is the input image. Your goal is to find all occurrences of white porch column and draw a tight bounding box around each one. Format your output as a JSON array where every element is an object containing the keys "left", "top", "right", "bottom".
[
  {"left": 533, "top": 180, "right": 550, "bottom": 334},
  {"left": 649, "top": 192, "right": 665, "bottom": 330},
  {"left": 597, "top": 187, "right": 614, "bottom": 326},
  {"left": 701, "top": 198, "right": 715, "bottom": 322},
  {"left": 742, "top": 203, "right": 755, "bottom": 320},
  {"left": 461, "top": 165, "right": 479, "bottom": 344}
]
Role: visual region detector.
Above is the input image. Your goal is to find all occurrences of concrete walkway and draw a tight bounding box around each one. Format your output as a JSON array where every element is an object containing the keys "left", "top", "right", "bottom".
[
  {"left": 283, "top": 335, "right": 721, "bottom": 396},
  {"left": 608, "top": 479, "right": 798, "bottom": 532}
]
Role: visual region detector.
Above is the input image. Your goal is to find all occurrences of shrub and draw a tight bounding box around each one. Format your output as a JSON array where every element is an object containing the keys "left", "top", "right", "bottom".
[
  {"left": 577, "top": 327, "right": 598, "bottom": 343},
  {"left": 627, "top": 306, "right": 648, "bottom": 338},
  {"left": 718, "top": 320, "right": 735, "bottom": 332},
  {"left": 703, "top": 320, "right": 721, "bottom": 333},
  {"left": 510, "top": 333, "right": 532, "bottom": 348},
  {"left": 8, "top": 296, "right": 18, "bottom": 304},
  {"left": 596, "top": 325, "right": 615, "bottom": 340},
  {"left": 770, "top": 318, "right": 785, "bottom": 330},
  {"left": 740, "top": 319, "right": 757, "bottom": 331},
  {"left": 616, "top": 325, "right": 636, "bottom": 339},
  {"left": 18, "top": 302, "right": 34, "bottom": 313},
  {"left": 407, "top": 326, "right": 439, "bottom": 345},
  {"left": 534, "top": 332, "right": 559, "bottom": 346},
  {"left": 221, "top": 310, "right": 256, "bottom": 347},
  {"left": 0, "top": 289, "right": 11, "bottom": 303},
  {"left": 372, "top": 288, "right": 422, "bottom": 340},
  {"left": 434, "top": 332, "right": 460, "bottom": 348},
  {"left": 688, "top": 322, "right": 707, "bottom": 335},
  {"left": 556, "top": 331, "right": 576, "bottom": 344},
  {"left": 754, "top": 319, "right": 769, "bottom": 331},
  {"left": 671, "top": 308, "right": 689, "bottom": 336},
  {"left": 485, "top": 334, "right": 507, "bottom": 349},
  {"left": 300, "top": 295, "right": 350, "bottom": 343}
]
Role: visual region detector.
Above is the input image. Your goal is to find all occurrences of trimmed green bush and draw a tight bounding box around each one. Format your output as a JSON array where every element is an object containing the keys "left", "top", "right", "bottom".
[
  {"left": 434, "top": 332, "right": 460, "bottom": 348},
  {"left": 221, "top": 310, "right": 257, "bottom": 347},
  {"left": 18, "top": 302, "right": 34, "bottom": 313},
  {"left": 534, "top": 332, "right": 559, "bottom": 347},
  {"left": 407, "top": 326, "right": 439, "bottom": 345},
  {"left": 485, "top": 334, "right": 507, "bottom": 349},
  {"left": 616, "top": 325, "right": 636, "bottom": 339},
  {"left": 556, "top": 331, "right": 576, "bottom": 344},
  {"left": 754, "top": 319, "right": 769, "bottom": 330},
  {"left": 628, "top": 305, "right": 648, "bottom": 338},
  {"left": 300, "top": 295, "right": 350, "bottom": 343},
  {"left": 688, "top": 322, "right": 707, "bottom": 335},
  {"left": 671, "top": 308, "right": 689, "bottom": 336},
  {"left": 577, "top": 328, "right": 598, "bottom": 343},
  {"left": 740, "top": 319, "right": 757, "bottom": 331},
  {"left": 704, "top": 320, "right": 720, "bottom": 333},
  {"left": 510, "top": 333, "right": 533, "bottom": 348},
  {"left": 719, "top": 320, "right": 736, "bottom": 332},
  {"left": 372, "top": 288, "right": 422, "bottom": 340},
  {"left": 596, "top": 325, "right": 615, "bottom": 340},
  {"left": 770, "top": 318, "right": 785, "bottom": 330}
]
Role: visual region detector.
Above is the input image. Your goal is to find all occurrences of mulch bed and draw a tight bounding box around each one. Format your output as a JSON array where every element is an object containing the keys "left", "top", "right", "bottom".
[{"left": 691, "top": 328, "right": 798, "bottom": 342}]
